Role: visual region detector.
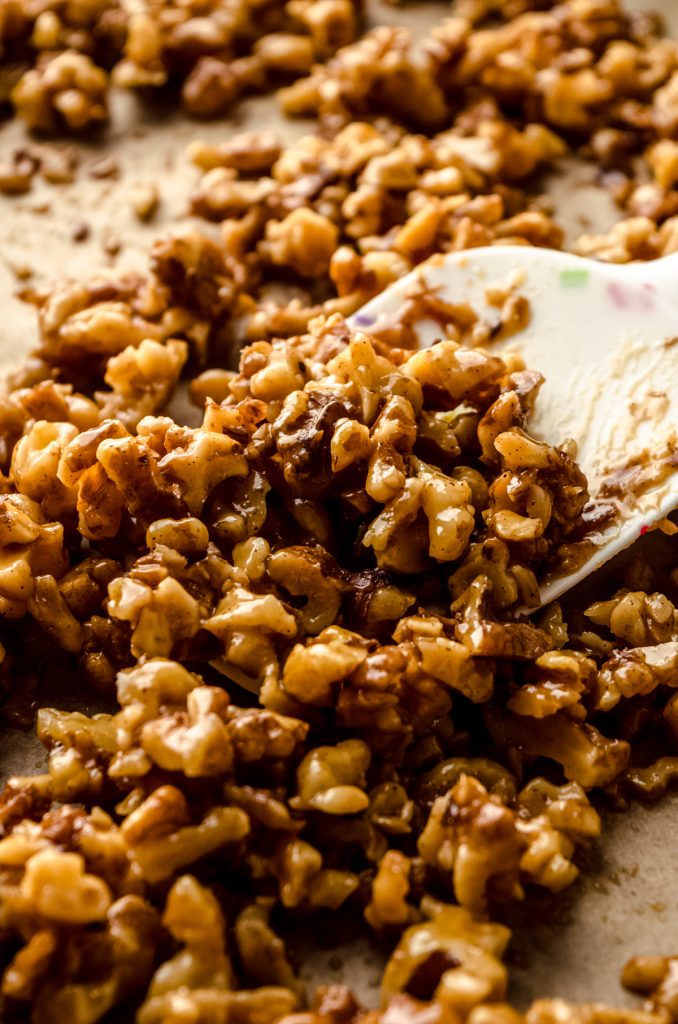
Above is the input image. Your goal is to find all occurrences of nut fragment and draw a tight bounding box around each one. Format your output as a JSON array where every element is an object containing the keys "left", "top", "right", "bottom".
[{"left": 12, "top": 51, "right": 109, "bottom": 132}]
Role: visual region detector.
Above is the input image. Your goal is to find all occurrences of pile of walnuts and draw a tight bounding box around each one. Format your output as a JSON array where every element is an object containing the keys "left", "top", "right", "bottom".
[{"left": 1, "top": 1, "right": 678, "bottom": 1024}]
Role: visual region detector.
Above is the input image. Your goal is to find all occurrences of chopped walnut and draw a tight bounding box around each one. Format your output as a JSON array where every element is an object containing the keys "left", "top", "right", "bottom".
[
  {"left": 418, "top": 775, "right": 525, "bottom": 913},
  {"left": 382, "top": 899, "right": 510, "bottom": 1013},
  {"left": 12, "top": 50, "right": 109, "bottom": 132}
]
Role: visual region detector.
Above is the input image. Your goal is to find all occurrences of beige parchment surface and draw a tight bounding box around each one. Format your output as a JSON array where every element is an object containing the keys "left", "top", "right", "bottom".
[{"left": 1, "top": 0, "right": 678, "bottom": 1012}]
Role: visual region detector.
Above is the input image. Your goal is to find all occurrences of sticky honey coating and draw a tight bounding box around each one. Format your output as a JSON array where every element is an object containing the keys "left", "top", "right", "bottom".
[{"left": 1, "top": 1, "right": 678, "bottom": 1023}]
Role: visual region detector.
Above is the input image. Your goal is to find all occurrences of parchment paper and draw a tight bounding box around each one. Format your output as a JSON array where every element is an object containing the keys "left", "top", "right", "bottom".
[{"left": 1, "top": 0, "right": 677, "bottom": 1010}]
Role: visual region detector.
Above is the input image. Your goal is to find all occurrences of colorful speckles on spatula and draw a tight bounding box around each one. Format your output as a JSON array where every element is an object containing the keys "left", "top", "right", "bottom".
[{"left": 560, "top": 268, "right": 590, "bottom": 288}]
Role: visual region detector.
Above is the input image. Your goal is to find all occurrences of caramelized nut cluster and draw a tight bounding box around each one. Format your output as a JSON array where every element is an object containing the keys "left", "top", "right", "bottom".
[
  {"left": 116, "top": 0, "right": 359, "bottom": 117},
  {"left": 0, "top": 309, "right": 677, "bottom": 1024},
  {"left": 1, "top": 0, "right": 360, "bottom": 128}
]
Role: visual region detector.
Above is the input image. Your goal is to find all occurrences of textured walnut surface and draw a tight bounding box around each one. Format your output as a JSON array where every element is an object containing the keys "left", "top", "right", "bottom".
[{"left": 1, "top": 0, "right": 678, "bottom": 1021}]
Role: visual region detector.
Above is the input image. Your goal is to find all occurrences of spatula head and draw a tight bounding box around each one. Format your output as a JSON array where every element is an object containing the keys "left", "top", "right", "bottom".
[{"left": 350, "top": 247, "right": 678, "bottom": 604}]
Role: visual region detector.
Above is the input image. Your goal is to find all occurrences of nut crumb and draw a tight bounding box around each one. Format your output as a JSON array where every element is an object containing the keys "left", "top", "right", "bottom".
[
  {"left": 88, "top": 155, "right": 119, "bottom": 179},
  {"left": 130, "top": 182, "right": 159, "bottom": 222}
]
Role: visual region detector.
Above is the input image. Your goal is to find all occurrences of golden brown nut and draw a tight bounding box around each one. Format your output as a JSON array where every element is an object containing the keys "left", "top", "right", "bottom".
[{"left": 12, "top": 51, "right": 109, "bottom": 132}]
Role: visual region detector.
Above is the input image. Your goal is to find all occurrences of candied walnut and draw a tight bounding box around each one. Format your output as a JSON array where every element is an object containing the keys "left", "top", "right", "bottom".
[
  {"left": 192, "top": 168, "right": 277, "bottom": 222},
  {"left": 183, "top": 56, "right": 240, "bottom": 117},
  {"left": 235, "top": 902, "right": 304, "bottom": 995},
  {"left": 147, "top": 516, "right": 210, "bottom": 557},
  {"left": 526, "top": 1000, "right": 666, "bottom": 1024},
  {"left": 292, "top": 739, "right": 371, "bottom": 814},
  {"left": 403, "top": 339, "right": 503, "bottom": 402},
  {"left": 594, "top": 642, "right": 678, "bottom": 712},
  {"left": 621, "top": 756, "right": 678, "bottom": 803},
  {"left": 121, "top": 785, "right": 249, "bottom": 884},
  {"left": 405, "top": 627, "right": 495, "bottom": 704},
  {"left": 223, "top": 785, "right": 299, "bottom": 831},
  {"left": 267, "top": 546, "right": 349, "bottom": 634},
  {"left": 98, "top": 337, "right": 188, "bottom": 427},
  {"left": 517, "top": 779, "right": 601, "bottom": 842},
  {"left": 91, "top": 418, "right": 243, "bottom": 524},
  {"left": 382, "top": 899, "right": 510, "bottom": 1012},
  {"left": 130, "top": 181, "right": 160, "bottom": 222},
  {"left": 206, "top": 584, "right": 298, "bottom": 687},
  {"left": 190, "top": 369, "right": 236, "bottom": 407},
  {"left": 281, "top": 629, "right": 369, "bottom": 706},
  {"left": 251, "top": 836, "right": 359, "bottom": 911},
  {"left": 280, "top": 27, "right": 448, "bottom": 130},
  {"left": 38, "top": 290, "right": 162, "bottom": 367},
  {"left": 28, "top": 574, "right": 84, "bottom": 653},
  {"left": 575, "top": 217, "right": 661, "bottom": 263},
  {"left": 57, "top": 419, "right": 127, "bottom": 489},
  {"left": 415, "top": 758, "right": 517, "bottom": 807},
  {"left": 335, "top": 640, "right": 454, "bottom": 738},
  {"left": 484, "top": 708, "right": 630, "bottom": 789},
  {"left": 138, "top": 987, "right": 299, "bottom": 1024},
  {"left": 255, "top": 32, "right": 314, "bottom": 73},
  {"left": 361, "top": 478, "right": 427, "bottom": 573},
  {"left": 11, "top": 420, "right": 78, "bottom": 519},
  {"left": 477, "top": 393, "right": 526, "bottom": 467},
  {"left": 115, "top": 657, "right": 203, "bottom": 713},
  {"left": 111, "top": 10, "right": 166, "bottom": 89},
  {"left": 1, "top": 929, "right": 58, "bottom": 1003},
  {"left": 278, "top": 621, "right": 467, "bottom": 742},
  {"left": 147, "top": 874, "right": 234, "bottom": 996},
  {"left": 453, "top": 578, "right": 553, "bottom": 659},
  {"left": 12, "top": 50, "right": 109, "bottom": 132},
  {"left": 232, "top": 536, "right": 271, "bottom": 582},
  {"left": 586, "top": 591, "right": 678, "bottom": 647},
  {"left": 74, "top": 461, "right": 127, "bottom": 541},
  {"left": 507, "top": 651, "right": 596, "bottom": 719},
  {"left": 418, "top": 460, "right": 475, "bottom": 562},
  {"left": 225, "top": 706, "right": 308, "bottom": 763},
  {"left": 3, "top": 893, "right": 161, "bottom": 1021},
  {"left": 487, "top": 430, "right": 589, "bottom": 547},
  {"left": 37, "top": 703, "right": 117, "bottom": 773},
  {"left": 3, "top": 0, "right": 127, "bottom": 65},
  {"left": 365, "top": 396, "right": 417, "bottom": 503},
  {"left": 515, "top": 779, "right": 600, "bottom": 893},
  {"left": 292, "top": 0, "right": 357, "bottom": 57},
  {"left": 150, "top": 229, "right": 245, "bottom": 322},
  {"left": 108, "top": 575, "right": 201, "bottom": 658},
  {"left": 79, "top": 613, "right": 133, "bottom": 690},
  {"left": 648, "top": 139, "right": 678, "bottom": 190},
  {"left": 140, "top": 687, "right": 235, "bottom": 778},
  {"left": 109, "top": 657, "right": 308, "bottom": 778},
  {"left": 188, "top": 131, "right": 283, "bottom": 173},
  {"left": 417, "top": 774, "right": 594, "bottom": 911},
  {"left": 418, "top": 775, "right": 524, "bottom": 912},
  {"left": 365, "top": 850, "right": 414, "bottom": 930},
  {"left": 0, "top": 494, "right": 67, "bottom": 619},
  {"left": 623, "top": 955, "right": 678, "bottom": 1021},
  {"left": 263, "top": 208, "right": 339, "bottom": 279},
  {"left": 539, "top": 67, "right": 613, "bottom": 129},
  {"left": 449, "top": 539, "right": 539, "bottom": 612},
  {"left": 19, "top": 848, "right": 112, "bottom": 923},
  {"left": 330, "top": 417, "right": 372, "bottom": 473},
  {"left": 158, "top": 426, "right": 248, "bottom": 516}
]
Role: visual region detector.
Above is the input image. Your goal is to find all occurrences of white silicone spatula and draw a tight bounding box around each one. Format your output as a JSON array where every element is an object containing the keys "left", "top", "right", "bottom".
[{"left": 349, "top": 247, "right": 678, "bottom": 606}]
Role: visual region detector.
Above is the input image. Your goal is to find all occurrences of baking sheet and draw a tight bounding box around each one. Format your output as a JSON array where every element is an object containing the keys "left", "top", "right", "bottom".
[{"left": 1, "top": 0, "right": 678, "bottom": 1010}]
